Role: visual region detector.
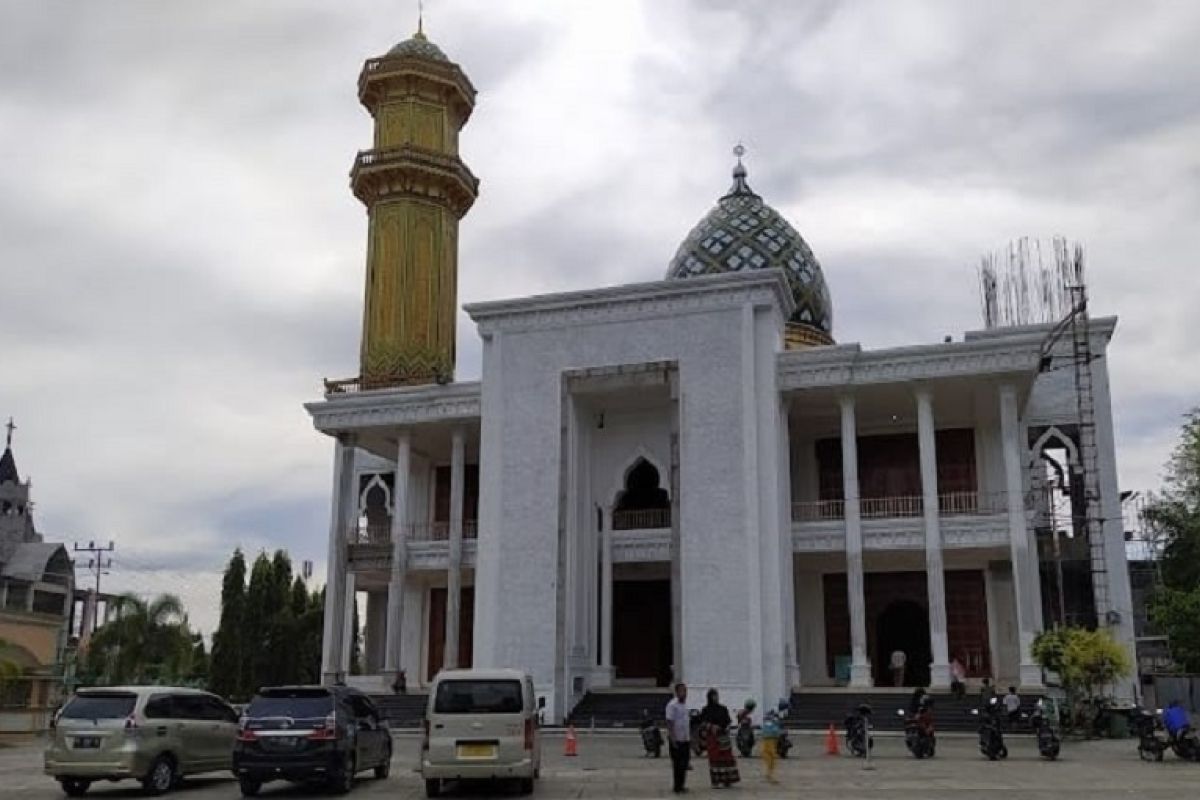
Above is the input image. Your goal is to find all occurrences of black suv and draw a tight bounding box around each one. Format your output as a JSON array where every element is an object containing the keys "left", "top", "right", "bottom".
[{"left": 232, "top": 685, "right": 392, "bottom": 796}]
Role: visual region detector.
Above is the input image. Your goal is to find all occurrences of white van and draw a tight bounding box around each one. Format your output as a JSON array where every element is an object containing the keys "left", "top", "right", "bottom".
[{"left": 420, "top": 669, "right": 542, "bottom": 797}]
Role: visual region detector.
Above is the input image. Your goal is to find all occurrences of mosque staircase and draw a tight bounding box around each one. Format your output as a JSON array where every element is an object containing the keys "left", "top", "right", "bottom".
[
  {"left": 569, "top": 691, "right": 673, "bottom": 727},
  {"left": 787, "top": 690, "right": 1042, "bottom": 733},
  {"left": 371, "top": 693, "right": 429, "bottom": 728}
]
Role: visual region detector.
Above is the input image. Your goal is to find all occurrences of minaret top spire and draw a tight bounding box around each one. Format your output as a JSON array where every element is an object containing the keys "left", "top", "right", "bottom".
[
  {"left": 416, "top": 0, "right": 426, "bottom": 39},
  {"left": 4, "top": 417, "right": 13, "bottom": 449}
]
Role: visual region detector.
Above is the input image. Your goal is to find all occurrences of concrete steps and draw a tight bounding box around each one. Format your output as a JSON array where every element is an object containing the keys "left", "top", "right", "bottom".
[
  {"left": 370, "top": 693, "right": 429, "bottom": 728},
  {"left": 569, "top": 691, "right": 673, "bottom": 728},
  {"left": 787, "top": 690, "right": 1042, "bottom": 733}
]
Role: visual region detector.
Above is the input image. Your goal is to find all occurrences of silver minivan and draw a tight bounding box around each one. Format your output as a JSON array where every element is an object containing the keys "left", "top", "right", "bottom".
[
  {"left": 420, "top": 669, "right": 541, "bottom": 797},
  {"left": 44, "top": 686, "right": 239, "bottom": 796}
]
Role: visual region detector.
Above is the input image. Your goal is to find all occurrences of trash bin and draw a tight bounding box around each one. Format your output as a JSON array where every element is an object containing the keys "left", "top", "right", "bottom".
[{"left": 1107, "top": 710, "right": 1130, "bottom": 739}]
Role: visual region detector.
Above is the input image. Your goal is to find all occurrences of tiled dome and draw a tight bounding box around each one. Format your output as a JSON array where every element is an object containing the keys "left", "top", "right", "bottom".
[
  {"left": 666, "top": 157, "right": 833, "bottom": 343},
  {"left": 387, "top": 30, "right": 449, "bottom": 62}
]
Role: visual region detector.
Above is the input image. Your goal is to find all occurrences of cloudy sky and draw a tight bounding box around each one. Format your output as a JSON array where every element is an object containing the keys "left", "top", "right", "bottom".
[{"left": 2, "top": 0, "right": 1197, "bottom": 634}]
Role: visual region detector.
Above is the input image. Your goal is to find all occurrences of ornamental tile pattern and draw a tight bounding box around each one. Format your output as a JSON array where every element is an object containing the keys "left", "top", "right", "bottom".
[{"left": 666, "top": 168, "right": 833, "bottom": 338}]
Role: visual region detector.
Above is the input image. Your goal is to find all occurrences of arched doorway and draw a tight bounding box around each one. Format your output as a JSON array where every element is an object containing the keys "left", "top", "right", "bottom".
[{"left": 874, "top": 600, "right": 930, "bottom": 687}]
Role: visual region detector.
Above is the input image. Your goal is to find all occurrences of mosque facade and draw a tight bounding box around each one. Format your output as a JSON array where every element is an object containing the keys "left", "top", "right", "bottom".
[{"left": 306, "top": 29, "right": 1136, "bottom": 720}]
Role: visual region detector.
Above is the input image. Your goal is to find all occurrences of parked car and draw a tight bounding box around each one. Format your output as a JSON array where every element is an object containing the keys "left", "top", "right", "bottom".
[
  {"left": 43, "top": 686, "right": 239, "bottom": 797},
  {"left": 232, "top": 685, "right": 391, "bottom": 796},
  {"left": 421, "top": 668, "right": 542, "bottom": 798}
]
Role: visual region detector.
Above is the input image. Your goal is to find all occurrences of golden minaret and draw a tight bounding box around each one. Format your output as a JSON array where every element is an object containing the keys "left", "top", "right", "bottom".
[{"left": 343, "top": 22, "right": 478, "bottom": 390}]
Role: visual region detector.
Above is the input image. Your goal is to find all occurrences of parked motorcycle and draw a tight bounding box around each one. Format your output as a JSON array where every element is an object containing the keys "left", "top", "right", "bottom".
[
  {"left": 973, "top": 697, "right": 1008, "bottom": 760},
  {"left": 844, "top": 703, "right": 874, "bottom": 758},
  {"left": 776, "top": 701, "right": 793, "bottom": 759},
  {"left": 897, "top": 701, "right": 936, "bottom": 759},
  {"left": 1027, "top": 704, "right": 1060, "bottom": 760},
  {"left": 1131, "top": 706, "right": 1168, "bottom": 762},
  {"left": 736, "top": 702, "right": 756, "bottom": 758},
  {"left": 639, "top": 710, "right": 663, "bottom": 758}
]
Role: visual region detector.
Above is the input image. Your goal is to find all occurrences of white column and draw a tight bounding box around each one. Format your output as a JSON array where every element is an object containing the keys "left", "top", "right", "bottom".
[
  {"left": 999, "top": 384, "right": 1043, "bottom": 687},
  {"left": 321, "top": 435, "right": 357, "bottom": 684},
  {"left": 916, "top": 388, "right": 950, "bottom": 687},
  {"left": 340, "top": 572, "right": 356, "bottom": 675},
  {"left": 599, "top": 506, "right": 614, "bottom": 682},
  {"left": 444, "top": 426, "right": 466, "bottom": 670},
  {"left": 840, "top": 395, "right": 872, "bottom": 687},
  {"left": 383, "top": 431, "right": 411, "bottom": 680}
]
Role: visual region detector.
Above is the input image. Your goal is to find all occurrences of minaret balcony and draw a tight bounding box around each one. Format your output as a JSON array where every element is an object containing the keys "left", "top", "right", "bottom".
[
  {"left": 358, "top": 56, "right": 476, "bottom": 120},
  {"left": 350, "top": 145, "right": 479, "bottom": 215}
]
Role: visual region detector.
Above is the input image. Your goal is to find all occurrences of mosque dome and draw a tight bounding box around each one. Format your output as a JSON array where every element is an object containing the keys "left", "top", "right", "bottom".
[
  {"left": 387, "top": 29, "right": 449, "bottom": 62},
  {"left": 666, "top": 152, "right": 833, "bottom": 346}
]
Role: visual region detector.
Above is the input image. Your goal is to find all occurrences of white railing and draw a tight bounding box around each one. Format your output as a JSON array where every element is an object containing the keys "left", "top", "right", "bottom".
[
  {"left": 792, "top": 491, "right": 1007, "bottom": 522},
  {"left": 346, "top": 520, "right": 478, "bottom": 544},
  {"left": 612, "top": 508, "right": 672, "bottom": 530}
]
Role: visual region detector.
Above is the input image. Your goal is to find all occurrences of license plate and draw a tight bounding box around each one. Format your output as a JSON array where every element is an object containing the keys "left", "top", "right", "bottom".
[
  {"left": 457, "top": 743, "right": 497, "bottom": 760},
  {"left": 74, "top": 737, "right": 100, "bottom": 749}
]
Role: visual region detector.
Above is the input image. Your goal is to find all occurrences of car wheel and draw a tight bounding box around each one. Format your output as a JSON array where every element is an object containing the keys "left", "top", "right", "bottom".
[
  {"left": 330, "top": 755, "right": 355, "bottom": 795},
  {"left": 518, "top": 777, "right": 534, "bottom": 795},
  {"left": 374, "top": 745, "right": 392, "bottom": 779},
  {"left": 140, "top": 755, "right": 176, "bottom": 796},
  {"left": 59, "top": 778, "right": 91, "bottom": 797},
  {"left": 999, "top": 746, "right": 1009, "bottom": 760},
  {"left": 425, "top": 778, "right": 442, "bottom": 798},
  {"left": 238, "top": 777, "right": 262, "bottom": 797}
]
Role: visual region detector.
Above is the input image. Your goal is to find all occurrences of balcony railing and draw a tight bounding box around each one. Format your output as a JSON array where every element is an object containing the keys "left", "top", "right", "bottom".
[
  {"left": 346, "top": 520, "right": 479, "bottom": 544},
  {"left": 791, "top": 491, "right": 1007, "bottom": 522},
  {"left": 612, "top": 508, "right": 672, "bottom": 531}
]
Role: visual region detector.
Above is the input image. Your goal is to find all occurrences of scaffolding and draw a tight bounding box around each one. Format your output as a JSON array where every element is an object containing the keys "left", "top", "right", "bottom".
[{"left": 979, "top": 238, "right": 1111, "bottom": 627}]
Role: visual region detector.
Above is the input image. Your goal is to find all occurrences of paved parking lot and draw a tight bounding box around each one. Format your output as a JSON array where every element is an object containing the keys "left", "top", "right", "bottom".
[{"left": 3, "top": 732, "right": 1197, "bottom": 799}]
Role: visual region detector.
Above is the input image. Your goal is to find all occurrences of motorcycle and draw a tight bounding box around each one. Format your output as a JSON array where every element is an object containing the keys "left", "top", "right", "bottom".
[
  {"left": 1026, "top": 705, "right": 1060, "bottom": 760},
  {"left": 1168, "top": 723, "right": 1200, "bottom": 762},
  {"left": 897, "top": 704, "right": 936, "bottom": 759},
  {"left": 776, "top": 701, "right": 793, "bottom": 759},
  {"left": 973, "top": 697, "right": 1008, "bottom": 760},
  {"left": 639, "top": 710, "right": 663, "bottom": 758},
  {"left": 844, "top": 703, "right": 874, "bottom": 758},
  {"left": 1131, "top": 706, "right": 1168, "bottom": 762},
  {"left": 735, "top": 706, "right": 756, "bottom": 758}
]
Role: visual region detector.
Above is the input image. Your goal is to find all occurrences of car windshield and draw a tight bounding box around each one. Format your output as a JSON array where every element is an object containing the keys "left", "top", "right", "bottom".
[
  {"left": 246, "top": 691, "right": 333, "bottom": 720},
  {"left": 434, "top": 680, "right": 523, "bottom": 714},
  {"left": 61, "top": 693, "right": 137, "bottom": 719}
]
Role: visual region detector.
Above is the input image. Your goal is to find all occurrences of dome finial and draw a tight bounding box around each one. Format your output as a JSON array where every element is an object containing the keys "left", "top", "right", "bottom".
[
  {"left": 415, "top": 0, "right": 427, "bottom": 40},
  {"left": 727, "top": 142, "right": 754, "bottom": 197}
]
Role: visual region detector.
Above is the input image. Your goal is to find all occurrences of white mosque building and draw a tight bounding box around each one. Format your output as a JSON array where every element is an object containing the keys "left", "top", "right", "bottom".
[{"left": 306, "top": 28, "right": 1135, "bottom": 721}]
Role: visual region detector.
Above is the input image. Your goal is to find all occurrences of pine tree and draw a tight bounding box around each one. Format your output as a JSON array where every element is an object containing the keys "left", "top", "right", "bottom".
[
  {"left": 243, "top": 552, "right": 275, "bottom": 696},
  {"left": 209, "top": 549, "right": 247, "bottom": 700}
]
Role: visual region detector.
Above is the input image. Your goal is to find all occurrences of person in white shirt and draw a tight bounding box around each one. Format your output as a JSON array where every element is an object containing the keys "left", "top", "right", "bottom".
[
  {"left": 1003, "top": 686, "right": 1022, "bottom": 728},
  {"left": 664, "top": 683, "right": 691, "bottom": 793}
]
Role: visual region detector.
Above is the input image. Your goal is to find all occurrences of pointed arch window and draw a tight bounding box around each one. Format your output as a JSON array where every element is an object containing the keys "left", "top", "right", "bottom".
[{"left": 613, "top": 458, "right": 671, "bottom": 530}]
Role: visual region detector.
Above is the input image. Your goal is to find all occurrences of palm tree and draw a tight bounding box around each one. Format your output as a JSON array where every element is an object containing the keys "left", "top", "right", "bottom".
[{"left": 85, "top": 594, "right": 193, "bottom": 685}]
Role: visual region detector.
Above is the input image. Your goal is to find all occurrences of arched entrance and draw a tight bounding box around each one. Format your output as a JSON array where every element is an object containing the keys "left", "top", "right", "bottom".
[
  {"left": 613, "top": 458, "right": 671, "bottom": 530},
  {"left": 874, "top": 600, "right": 930, "bottom": 687}
]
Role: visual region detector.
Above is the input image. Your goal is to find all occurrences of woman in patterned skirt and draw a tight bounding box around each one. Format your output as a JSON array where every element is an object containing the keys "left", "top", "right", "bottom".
[{"left": 698, "top": 689, "right": 740, "bottom": 787}]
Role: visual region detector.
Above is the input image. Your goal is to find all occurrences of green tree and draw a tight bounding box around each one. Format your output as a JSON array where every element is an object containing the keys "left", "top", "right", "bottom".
[
  {"left": 209, "top": 549, "right": 247, "bottom": 700},
  {"left": 84, "top": 593, "right": 192, "bottom": 685},
  {"left": 242, "top": 552, "right": 275, "bottom": 696},
  {"left": 1144, "top": 408, "right": 1200, "bottom": 669},
  {"left": 0, "top": 637, "right": 24, "bottom": 700}
]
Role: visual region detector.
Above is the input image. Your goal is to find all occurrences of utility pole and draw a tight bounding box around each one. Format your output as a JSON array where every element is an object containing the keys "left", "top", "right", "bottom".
[{"left": 73, "top": 541, "right": 114, "bottom": 643}]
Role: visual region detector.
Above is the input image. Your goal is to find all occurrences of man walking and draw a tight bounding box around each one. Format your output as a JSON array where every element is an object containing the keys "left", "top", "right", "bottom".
[{"left": 665, "top": 682, "right": 691, "bottom": 794}]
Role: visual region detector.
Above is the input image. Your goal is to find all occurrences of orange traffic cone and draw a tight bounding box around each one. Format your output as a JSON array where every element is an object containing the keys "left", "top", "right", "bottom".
[
  {"left": 564, "top": 725, "right": 578, "bottom": 757},
  {"left": 824, "top": 723, "right": 840, "bottom": 756}
]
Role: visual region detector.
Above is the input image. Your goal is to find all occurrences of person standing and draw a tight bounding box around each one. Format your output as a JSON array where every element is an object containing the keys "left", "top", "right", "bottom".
[
  {"left": 665, "top": 683, "right": 691, "bottom": 794},
  {"left": 949, "top": 657, "right": 966, "bottom": 699},
  {"left": 890, "top": 649, "right": 907, "bottom": 687},
  {"left": 980, "top": 677, "right": 995, "bottom": 708},
  {"left": 1003, "top": 686, "right": 1022, "bottom": 728},
  {"left": 699, "top": 689, "right": 741, "bottom": 788},
  {"left": 760, "top": 709, "right": 781, "bottom": 784}
]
